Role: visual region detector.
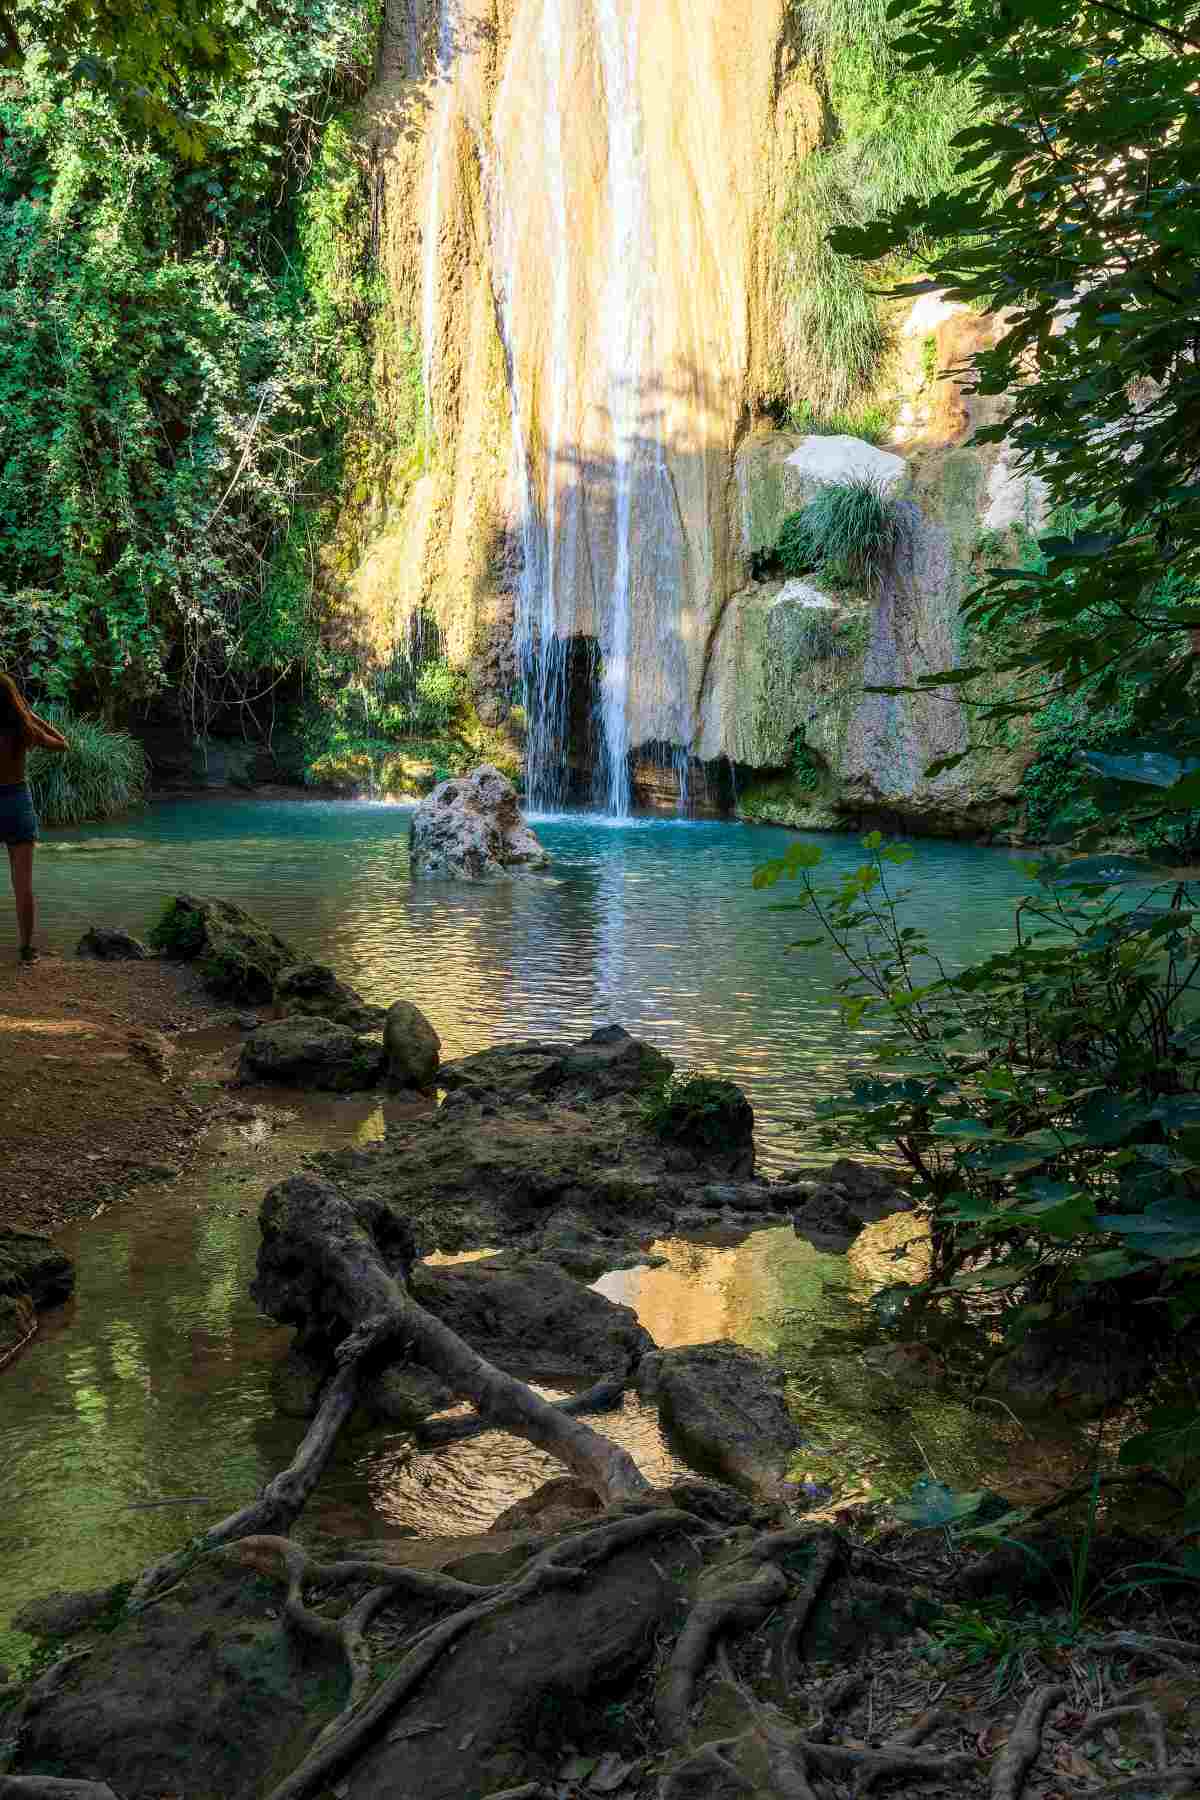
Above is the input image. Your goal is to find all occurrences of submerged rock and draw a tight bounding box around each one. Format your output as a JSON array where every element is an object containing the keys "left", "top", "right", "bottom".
[
  {"left": 151, "top": 894, "right": 297, "bottom": 1005},
  {"left": 985, "top": 1322, "right": 1153, "bottom": 1420},
  {"left": 76, "top": 926, "right": 150, "bottom": 961},
  {"left": 384, "top": 998, "right": 441, "bottom": 1091},
  {"left": 636, "top": 1341, "right": 805, "bottom": 1498},
  {"left": 273, "top": 961, "right": 385, "bottom": 1033},
  {"left": 238, "top": 1017, "right": 385, "bottom": 1093},
  {"left": 409, "top": 764, "right": 549, "bottom": 879}
]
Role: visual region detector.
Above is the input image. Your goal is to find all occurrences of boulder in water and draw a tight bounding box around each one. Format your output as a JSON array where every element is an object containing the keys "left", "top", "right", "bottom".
[
  {"left": 274, "top": 961, "right": 385, "bottom": 1033},
  {"left": 409, "top": 764, "right": 549, "bottom": 879},
  {"left": 151, "top": 894, "right": 297, "bottom": 1005},
  {"left": 383, "top": 998, "right": 441, "bottom": 1091},
  {"left": 76, "top": 926, "right": 150, "bottom": 961},
  {"left": 238, "top": 1017, "right": 385, "bottom": 1093},
  {"left": 636, "top": 1340, "right": 806, "bottom": 1498}
]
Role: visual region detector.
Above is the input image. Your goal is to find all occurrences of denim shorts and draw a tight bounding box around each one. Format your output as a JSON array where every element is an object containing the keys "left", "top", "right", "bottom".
[{"left": 0, "top": 782, "right": 37, "bottom": 847}]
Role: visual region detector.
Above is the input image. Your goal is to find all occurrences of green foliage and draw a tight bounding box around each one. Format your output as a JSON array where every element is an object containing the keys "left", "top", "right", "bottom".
[
  {"left": 0, "top": 0, "right": 244, "bottom": 156},
  {"left": 149, "top": 899, "right": 205, "bottom": 957},
  {"left": 776, "top": 0, "right": 974, "bottom": 414},
  {"left": 639, "top": 1073, "right": 746, "bottom": 1150},
  {"left": 753, "top": 831, "right": 1200, "bottom": 1489},
  {"left": 791, "top": 738, "right": 823, "bottom": 793},
  {"left": 783, "top": 399, "right": 897, "bottom": 446},
  {"left": 25, "top": 704, "right": 146, "bottom": 825},
  {"left": 835, "top": 0, "right": 1200, "bottom": 840},
  {"left": 0, "top": 1, "right": 379, "bottom": 729},
  {"left": 775, "top": 481, "right": 903, "bottom": 594}
]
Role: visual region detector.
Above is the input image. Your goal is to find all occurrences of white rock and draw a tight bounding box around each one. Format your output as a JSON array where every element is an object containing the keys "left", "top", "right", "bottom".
[
  {"left": 784, "top": 435, "right": 906, "bottom": 494},
  {"left": 772, "top": 581, "right": 836, "bottom": 611},
  {"left": 982, "top": 452, "right": 1049, "bottom": 532},
  {"left": 900, "top": 290, "right": 968, "bottom": 338}
]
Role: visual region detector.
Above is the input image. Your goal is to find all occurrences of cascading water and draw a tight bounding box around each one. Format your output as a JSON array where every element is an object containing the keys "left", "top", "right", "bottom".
[
  {"left": 421, "top": 0, "right": 457, "bottom": 440},
  {"left": 593, "top": 0, "right": 646, "bottom": 818},
  {"left": 510, "top": 0, "right": 579, "bottom": 815}
]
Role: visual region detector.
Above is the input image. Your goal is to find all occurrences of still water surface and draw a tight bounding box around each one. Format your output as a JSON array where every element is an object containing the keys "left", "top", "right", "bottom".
[
  {"left": 34, "top": 795, "right": 1038, "bottom": 1169},
  {"left": 4, "top": 801, "right": 1078, "bottom": 1662}
]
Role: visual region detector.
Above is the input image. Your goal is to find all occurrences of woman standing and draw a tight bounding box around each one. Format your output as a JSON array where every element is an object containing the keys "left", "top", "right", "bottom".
[{"left": 0, "top": 674, "right": 68, "bottom": 963}]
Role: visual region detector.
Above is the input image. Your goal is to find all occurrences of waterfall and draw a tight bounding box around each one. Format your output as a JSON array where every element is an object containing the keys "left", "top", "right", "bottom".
[
  {"left": 511, "top": 0, "right": 578, "bottom": 814},
  {"left": 593, "top": 0, "right": 647, "bottom": 818},
  {"left": 421, "top": 0, "right": 457, "bottom": 439}
]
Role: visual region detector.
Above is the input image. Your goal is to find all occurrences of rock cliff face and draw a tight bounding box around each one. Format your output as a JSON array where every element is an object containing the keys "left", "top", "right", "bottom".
[{"left": 340, "top": 0, "right": 1037, "bottom": 835}]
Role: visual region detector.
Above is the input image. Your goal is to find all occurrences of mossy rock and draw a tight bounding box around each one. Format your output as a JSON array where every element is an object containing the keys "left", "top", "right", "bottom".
[
  {"left": 150, "top": 896, "right": 297, "bottom": 1005},
  {"left": 238, "top": 1016, "right": 386, "bottom": 1092},
  {"left": 0, "top": 1230, "right": 75, "bottom": 1308}
]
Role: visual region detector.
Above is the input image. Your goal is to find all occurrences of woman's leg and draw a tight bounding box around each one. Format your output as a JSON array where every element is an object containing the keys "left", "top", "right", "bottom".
[{"left": 7, "top": 841, "right": 35, "bottom": 952}]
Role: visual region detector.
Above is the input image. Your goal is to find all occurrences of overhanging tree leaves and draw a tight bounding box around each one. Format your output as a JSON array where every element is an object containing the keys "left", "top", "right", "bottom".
[{"left": 834, "top": 0, "right": 1200, "bottom": 842}]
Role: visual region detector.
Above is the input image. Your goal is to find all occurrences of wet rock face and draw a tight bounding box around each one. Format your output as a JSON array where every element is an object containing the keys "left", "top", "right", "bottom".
[
  {"left": 787, "top": 1159, "right": 910, "bottom": 1248},
  {"left": 152, "top": 894, "right": 297, "bottom": 1005},
  {"left": 440, "top": 1024, "right": 672, "bottom": 1105},
  {"left": 383, "top": 999, "right": 441, "bottom": 1092},
  {"left": 636, "top": 1341, "right": 806, "bottom": 1498},
  {"left": 237, "top": 1017, "right": 385, "bottom": 1093},
  {"left": 409, "top": 764, "right": 549, "bottom": 880},
  {"left": 273, "top": 962, "right": 386, "bottom": 1034}
]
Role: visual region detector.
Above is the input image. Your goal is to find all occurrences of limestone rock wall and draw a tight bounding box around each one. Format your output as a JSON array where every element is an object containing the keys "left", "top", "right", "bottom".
[{"left": 337, "top": 1, "right": 1038, "bottom": 835}]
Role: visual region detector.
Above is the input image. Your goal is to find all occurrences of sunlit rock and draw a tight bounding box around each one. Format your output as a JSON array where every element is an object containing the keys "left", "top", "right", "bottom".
[
  {"left": 409, "top": 765, "right": 549, "bottom": 880},
  {"left": 784, "top": 434, "right": 906, "bottom": 496}
]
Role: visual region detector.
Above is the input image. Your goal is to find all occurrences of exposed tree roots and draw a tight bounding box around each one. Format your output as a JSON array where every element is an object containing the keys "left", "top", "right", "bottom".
[
  {"left": 990, "top": 1684, "right": 1066, "bottom": 1800},
  {"left": 9, "top": 1171, "right": 1200, "bottom": 1800}
]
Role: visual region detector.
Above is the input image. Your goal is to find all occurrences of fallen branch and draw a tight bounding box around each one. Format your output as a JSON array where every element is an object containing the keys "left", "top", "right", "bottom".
[
  {"left": 1081, "top": 1776, "right": 1198, "bottom": 1798},
  {"left": 990, "top": 1682, "right": 1066, "bottom": 1800}
]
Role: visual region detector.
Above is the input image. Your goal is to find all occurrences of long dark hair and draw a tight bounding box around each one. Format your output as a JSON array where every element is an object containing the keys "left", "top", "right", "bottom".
[{"left": 0, "top": 672, "right": 28, "bottom": 745}]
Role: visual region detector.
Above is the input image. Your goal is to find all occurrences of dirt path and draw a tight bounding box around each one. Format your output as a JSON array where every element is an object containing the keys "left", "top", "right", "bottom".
[{"left": 0, "top": 953, "right": 227, "bottom": 1236}]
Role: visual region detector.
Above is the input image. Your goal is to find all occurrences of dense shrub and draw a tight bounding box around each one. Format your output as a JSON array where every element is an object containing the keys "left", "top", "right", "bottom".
[
  {"left": 0, "top": 3, "right": 380, "bottom": 730},
  {"left": 26, "top": 705, "right": 147, "bottom": 826}
]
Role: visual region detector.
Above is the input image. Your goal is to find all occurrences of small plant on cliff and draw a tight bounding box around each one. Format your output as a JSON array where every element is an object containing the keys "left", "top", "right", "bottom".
[
  {"left": 25, "top": 707, "right": 146, "bottom": 827},
  {"left": 776, "top": 479, "right": 903, "bottom": 594}
]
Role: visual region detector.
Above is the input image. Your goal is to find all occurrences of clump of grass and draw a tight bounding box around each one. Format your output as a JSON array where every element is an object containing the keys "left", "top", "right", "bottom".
[
  {"left": 785, "top": 399, "right": 897, "bottom": 446},
  {"left": 775, "top": 0, "right": 975, "bottom": 415},
  {"left": 26, "top": 705, "right": 146, "bottom": 827},
  {"left": 776, "top": 478, "right": 904, "bottom": 593}
]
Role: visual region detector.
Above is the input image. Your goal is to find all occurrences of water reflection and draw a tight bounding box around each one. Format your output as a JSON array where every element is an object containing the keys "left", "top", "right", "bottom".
[{"left": 28, "top": 797, "right": 1036, "bottom": 1169}]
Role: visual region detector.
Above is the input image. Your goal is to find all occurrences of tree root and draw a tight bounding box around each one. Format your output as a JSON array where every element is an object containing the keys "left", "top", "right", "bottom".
[
  {"left": 860, "top": 1708, "right": 960, "bottom": 1793},
  {"left": 1088, "top": 1633, "right": 1200, "bottom": 1674},
  {"left": 1078, "top": 1701, "right": 1169, "bottom": 1771},
  {"left": 990, "top": 1682, "right": 1066, "bottom": 1800},
  {"left": 263, "top": 1508, "right": 707, "bottom": 1800},
  {"left": 126, "top": 1356, "right": 364, "bottom": 1613},
  {"left": 0, "top": 1783, "right": 121, "bottom": 1799},
  {"left": 260, "top": 1176, "right": 649, "bottom": 1505},
  {"left": 1082, "top": 1775, "right": 1198, "bottom": 1798},
  {"left": 770, "top": 1531, "right": 840, "bottom": 1703},
  {"left": 414, "top": 1370, "right": 628, "bottom": 1449}
]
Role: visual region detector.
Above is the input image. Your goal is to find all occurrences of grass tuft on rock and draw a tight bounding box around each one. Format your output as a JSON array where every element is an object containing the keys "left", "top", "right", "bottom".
[{"left": 777, "top": 479, "right": 904, "bottom": 593}]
